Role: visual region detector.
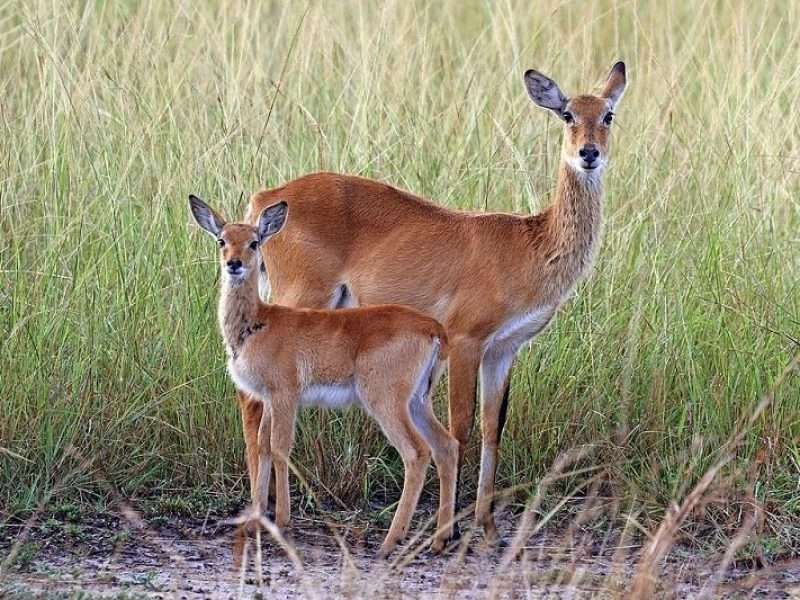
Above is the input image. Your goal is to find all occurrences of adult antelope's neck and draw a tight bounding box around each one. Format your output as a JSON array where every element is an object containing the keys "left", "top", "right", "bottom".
[
  {"left": 547, "top": 161, "right": 604, "bottom": 264},
  {"left": 219, "top": 274, "right": 262, "bottom": 353}
]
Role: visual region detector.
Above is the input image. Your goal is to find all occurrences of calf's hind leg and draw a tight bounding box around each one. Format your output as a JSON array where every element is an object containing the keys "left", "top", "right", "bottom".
[
  {"left": 363, "top": 379, "right": 431, "bottom": 558},
  {"left": 408, "top": 347, "right": 458, "bottom": 552},
  {"left": 410, "top": 399, "right": 458, "bottom": 552}
]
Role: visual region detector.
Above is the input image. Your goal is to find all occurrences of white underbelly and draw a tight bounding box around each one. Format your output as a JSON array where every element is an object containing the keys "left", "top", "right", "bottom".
[
  {"left": 230, "top": 357, "right": 359, "bottom": 410},
  {"left": 480, "top": 305, "right": 556, "bottom": 394},
  {"left": 299, "top": 382, "right": 359, "bottom": 409},
  {"left": 483, "top": 305, "right": 556, "bottom": 358}
]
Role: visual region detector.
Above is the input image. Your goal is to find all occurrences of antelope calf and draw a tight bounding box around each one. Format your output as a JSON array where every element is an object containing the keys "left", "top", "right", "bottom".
[
  {"left": 189, "top": 195, "right": 458, "bottom": 557},
  {"left": 247, "top": 62, "right": 628, "bottom": 541}
]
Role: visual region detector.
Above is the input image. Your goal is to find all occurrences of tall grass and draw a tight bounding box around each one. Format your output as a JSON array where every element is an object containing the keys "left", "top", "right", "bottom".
[{"left": 1, "top": 0, "right": 798, "bottom": 544}]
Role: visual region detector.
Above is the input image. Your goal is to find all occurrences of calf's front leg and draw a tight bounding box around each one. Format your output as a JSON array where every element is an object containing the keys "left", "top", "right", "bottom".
[
  {"left": 269, "top": 393, "right": 298, "bottom": 530},
  {"left": 254, "top": 400, "right": 272, "bottom": 518}
]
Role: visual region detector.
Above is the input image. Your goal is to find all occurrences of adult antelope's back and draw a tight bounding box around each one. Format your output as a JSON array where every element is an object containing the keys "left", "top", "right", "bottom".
[{"left": 247, "top": 62, "right": 627, "bottom": 541}]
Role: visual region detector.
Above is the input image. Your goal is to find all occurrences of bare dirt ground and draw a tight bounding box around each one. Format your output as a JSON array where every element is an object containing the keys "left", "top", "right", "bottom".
[{"left": 2, "top": 509, "right": 799, "bottom": 599}]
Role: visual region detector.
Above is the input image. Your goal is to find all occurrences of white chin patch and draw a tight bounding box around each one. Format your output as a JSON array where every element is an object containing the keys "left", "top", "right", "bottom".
[
  {"left": 565, "top": 155, "right": 605, "bottom": 180},
  {"left": 225, "top": 269, "right": 248, "bottom": 285}
]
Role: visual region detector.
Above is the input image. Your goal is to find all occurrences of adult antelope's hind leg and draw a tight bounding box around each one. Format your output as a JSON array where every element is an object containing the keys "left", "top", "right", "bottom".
[
  {"left": 475, "top": 350, "right": 515, "bottom": 543},
  {"left": 446, "top": 340, "right": 481, "bottom": 531}
]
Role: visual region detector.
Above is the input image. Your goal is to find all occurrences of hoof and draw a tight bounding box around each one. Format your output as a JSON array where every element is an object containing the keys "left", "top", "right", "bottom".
[
  {"left": 493, "top": 536, "right": 509, "bottom": 550},
  {"left": 377, "top": 538, "right": 400, "bottom": 560},
  {"left": 480, "top": 519, "right": 501, "bottom": 546},
  {"left": 431, "top": 534, "right": 461, "bottom": 555},
  {"left": 430, "top": 537, "right": 446, "bottom": 554},
  {"left": 244, "top": 519, "right": 262, "bottom": 536},
  {"left": 451, "top": 521, "right": 463, "bottom": 541}
]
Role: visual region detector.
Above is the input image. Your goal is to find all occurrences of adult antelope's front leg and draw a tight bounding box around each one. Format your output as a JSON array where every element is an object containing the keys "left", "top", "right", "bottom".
[
  {"left": 269, "top": 392, "right": 298, "bottom": 530},
  {"left": 475, "top": 349, "right": 515, "bottom": 543},
  {"left": 447, "top": 340, "right": 481, "bottom": 528}
]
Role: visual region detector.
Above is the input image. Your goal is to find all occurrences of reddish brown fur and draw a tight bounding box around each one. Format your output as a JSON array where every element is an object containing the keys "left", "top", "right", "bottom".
[
  {"left": 563, "top": 96, "right": 612, "bottom": 155},
  {"left": 243, "top": 63, "right": 626, "bottom": 541},
  {"left": 190, "top": 198, "right": 458, "bottom": 557}
]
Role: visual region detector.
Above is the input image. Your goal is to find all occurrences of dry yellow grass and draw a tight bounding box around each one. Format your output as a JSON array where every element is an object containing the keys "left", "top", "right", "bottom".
[{"left": 1, "top": 3, "right": 798, "bottom": 593}]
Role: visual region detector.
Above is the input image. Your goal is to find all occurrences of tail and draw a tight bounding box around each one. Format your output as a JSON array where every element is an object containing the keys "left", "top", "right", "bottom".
[{"left": 411, "top": 328, "right": 448, "bottom": 412}]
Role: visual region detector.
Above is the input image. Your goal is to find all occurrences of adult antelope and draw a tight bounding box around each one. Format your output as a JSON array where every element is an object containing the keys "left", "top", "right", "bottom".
[
  {"left": 245, "top": 62, "right": 627, "bottom": 541},
  {"left": 189, "top": 196, "right": 458, "bottom": 557}
]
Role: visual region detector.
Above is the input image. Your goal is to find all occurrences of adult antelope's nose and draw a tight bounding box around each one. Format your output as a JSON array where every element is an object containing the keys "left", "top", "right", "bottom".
[{"left": 579, "top": 144, "right": 600, "bottom": 168}]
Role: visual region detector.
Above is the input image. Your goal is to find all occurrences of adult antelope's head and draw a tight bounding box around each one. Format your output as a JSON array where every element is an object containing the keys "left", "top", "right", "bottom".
[
  {"left": 189, "top": 195, "right": 288, "bottom": 285},
  {"left": 524, "top": 62, "right": 626, "bottom": 176}
]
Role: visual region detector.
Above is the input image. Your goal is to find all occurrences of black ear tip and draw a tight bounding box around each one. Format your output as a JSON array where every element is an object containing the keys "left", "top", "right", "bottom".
[
  {"left": 613, "top": 61, "right": 626, "bottom": 74},
  {"left": 523, "top": 69, "right": 541, "bottom": 80}
]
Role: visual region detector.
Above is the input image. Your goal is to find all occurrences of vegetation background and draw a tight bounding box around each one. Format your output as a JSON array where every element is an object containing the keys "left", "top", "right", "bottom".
[{"left": 1, "top": 0, "right": 798, "bottom": 554}]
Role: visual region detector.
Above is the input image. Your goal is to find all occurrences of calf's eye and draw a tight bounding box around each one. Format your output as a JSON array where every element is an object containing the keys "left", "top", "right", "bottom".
[
  {"left": 218, "top": 238, "right": 225, "bottom": 247},
  {"left": 562, "top": 111, "right": 574, "bottom": 124},
  {"left": 604, "top": 112, "right": 614, "bottom": 125},
  {"left": 249, "top": 241, "right": 258, "bottom": 250}
]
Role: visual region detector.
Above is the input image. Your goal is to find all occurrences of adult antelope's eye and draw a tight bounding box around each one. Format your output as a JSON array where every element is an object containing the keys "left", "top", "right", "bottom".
[
  {"left": 562, "top": 111, "right": 574, "bottom": 124},
  {"left": 249, "top": 240, "right": 258, "bottom": 250},
  {"left": 217, "top": 238, "right": 225, "bottom": 247},
  {"left": 604, "top": 112, "right": 614, "bottom": 125}
]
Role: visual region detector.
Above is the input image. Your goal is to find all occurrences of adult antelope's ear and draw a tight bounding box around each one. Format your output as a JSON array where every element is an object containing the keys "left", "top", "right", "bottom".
[
  {"left": 257, "top": 201, "right": 288, "bottom": 244},
  {"left": 189, "top": 194, "right": 226, "bottom": 237},
  {"left": 601, "top": 61, "right": 626, "bottom": 109},
  {"left": 524, "top": 69, "right": 568, "bottom": 117}
]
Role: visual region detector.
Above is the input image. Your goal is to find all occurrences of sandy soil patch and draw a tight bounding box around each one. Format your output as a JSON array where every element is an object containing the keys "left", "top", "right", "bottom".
[{"left": 2, "top": 510, "right": 799, "bottom": 598}]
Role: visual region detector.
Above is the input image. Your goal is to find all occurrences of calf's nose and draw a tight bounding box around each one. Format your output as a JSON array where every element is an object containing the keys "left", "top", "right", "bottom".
[{"left": 579, "top": 144, "right": 600, "bottom": 162}]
